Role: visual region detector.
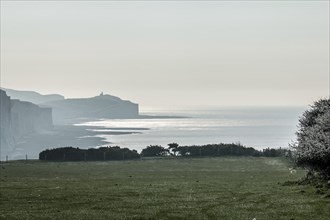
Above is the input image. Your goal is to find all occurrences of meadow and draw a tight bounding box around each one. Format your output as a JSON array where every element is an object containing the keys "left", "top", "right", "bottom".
[{"left": 0, "top": 157, "right": 329, "bottom": 220}]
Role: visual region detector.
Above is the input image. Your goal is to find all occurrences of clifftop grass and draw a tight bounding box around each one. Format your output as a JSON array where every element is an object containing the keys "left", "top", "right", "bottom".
[{"left": 1, "top": 157, "right": 329, "bottom": 219}]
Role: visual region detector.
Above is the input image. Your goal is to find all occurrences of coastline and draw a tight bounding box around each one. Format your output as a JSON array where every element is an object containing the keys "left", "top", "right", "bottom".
[
  {"left": 1, "top": 114, "right": 186, "bottom": 161},
  {"left": 2, "top": 124, "right": 139, "bottom": 160}
]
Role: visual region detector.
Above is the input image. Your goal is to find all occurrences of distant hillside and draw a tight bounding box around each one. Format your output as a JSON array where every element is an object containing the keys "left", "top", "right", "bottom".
[
  {"left": 42, "top": 93, "right": 139, "bottom": 123},
  {"left": 1, "top": 88, "right": 64, "bottom": 104}
]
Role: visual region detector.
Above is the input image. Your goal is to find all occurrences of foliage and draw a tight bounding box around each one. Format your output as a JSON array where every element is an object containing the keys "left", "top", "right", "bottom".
[
  {"left": 263, "top": 147, "right": 290, "bottom": 157},
  {"left": 177, "top": 143, "right": 261, "bottom": 157},
  {"left": 292, "top": 99, "right": 330, "bottom": 178},
  {"left": 141, "top": 145, "right": 168, "bottom": 157},
  {"left": 139, "top": 143, "right": 288, "bottom": 158},
  {"left": 168, "top": 143, "right": 179, "bottom": 156},
  {"left": 39, "top": 143, "right": 290, "bottom": 161},
  {"left": 39, "top": 146, "right": 140, "bottom": 161}
]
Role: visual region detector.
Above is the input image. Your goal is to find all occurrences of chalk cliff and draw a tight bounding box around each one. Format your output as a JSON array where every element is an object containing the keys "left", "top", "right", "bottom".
[
  {"left": 1, "top": 88, "right": 64, "bottom": 104},
  {"left": 11, "top": 100, "right": 53, "bottom": 137},
  {"left": 0, "top": 90, "right": 53, "bottom": 153},
  {"left": 43, "top": 93, "right": 139, "bottom": 123},
  {"left": 0, "top": 90, "right": 15, "bottom": 152}
]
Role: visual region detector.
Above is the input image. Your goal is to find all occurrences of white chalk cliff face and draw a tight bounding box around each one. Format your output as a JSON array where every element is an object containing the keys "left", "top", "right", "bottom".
[
  {"left": 0, "top": 90, "right": 15, "bottom": 152},
  {"left": 0, "top": 90, "right": 53, "bottom": 153},
  {"left": 2, "top": 89, "right": 140, "bottom": 124},
  {"left": 11, "top": 100, "right": 53, "bottom": 137},
  {"left": 1, "top": 89, "right": 141, "bottom": 159}
]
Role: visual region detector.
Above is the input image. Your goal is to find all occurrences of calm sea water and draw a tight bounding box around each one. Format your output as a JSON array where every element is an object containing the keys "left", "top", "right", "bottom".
[{"left": 77, "top": 107, "right": 305, "bottom": 151}]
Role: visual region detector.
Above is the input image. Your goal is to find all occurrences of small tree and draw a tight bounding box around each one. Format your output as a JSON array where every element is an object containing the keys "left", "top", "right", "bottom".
[
  {"left": 168, "top": 143, "right": 179, "bottom": 156},
  {"left": 292, "top": 99, "right": 330, "bottom": 179},
  {"left": 141, "top": 145, "right": 168, "bottom": 157}
]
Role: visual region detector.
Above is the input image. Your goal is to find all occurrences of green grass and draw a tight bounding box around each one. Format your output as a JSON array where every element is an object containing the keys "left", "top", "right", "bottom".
[{"left": 0, "top": 157, "right": 329, "bottom": 219}]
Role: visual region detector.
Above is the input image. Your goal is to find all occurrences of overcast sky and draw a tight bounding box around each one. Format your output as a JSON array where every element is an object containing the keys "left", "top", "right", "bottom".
[{"left": 1, "top": 1, "right": 329, "bottom": 108}]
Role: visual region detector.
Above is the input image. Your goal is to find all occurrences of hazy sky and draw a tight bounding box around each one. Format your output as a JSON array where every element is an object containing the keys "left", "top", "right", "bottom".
[{"left": 1, "top": 1, "right": 329, "bottom": 108}]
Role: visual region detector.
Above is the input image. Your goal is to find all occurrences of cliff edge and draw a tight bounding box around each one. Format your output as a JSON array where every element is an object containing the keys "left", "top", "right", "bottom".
[
  {"left": 43, "top": 93, "right": 139, "bottom": 123},
  {"left": 0, "top": 90, "right": 53, "bottom": 154},
  {"left": 1, "top": 88, "right": 64, "bottom": 104}
]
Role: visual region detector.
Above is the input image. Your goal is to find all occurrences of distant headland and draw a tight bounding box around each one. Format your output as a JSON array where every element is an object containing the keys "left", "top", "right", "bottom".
[{"left": 0, "top": 88, "right": 186, "bottom": 159}]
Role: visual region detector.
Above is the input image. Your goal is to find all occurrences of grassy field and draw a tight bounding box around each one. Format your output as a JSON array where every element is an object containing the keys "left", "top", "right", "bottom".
[{"left": 0, "top": 157, "right": 329, "bottom": 220}]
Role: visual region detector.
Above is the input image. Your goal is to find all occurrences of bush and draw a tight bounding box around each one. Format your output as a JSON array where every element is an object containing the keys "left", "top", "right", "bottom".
[
  {"left": 39, "top": 146, "right": 140, "bottom": 161},
  {"left": 176, "top": 143, "right": 262, "bottom": 157},
  {"left": 141, "top": 145, "right": 168, "bottom": 157},
  {"left": 292, "top": 99, "right": 330, "bottom": 179}
]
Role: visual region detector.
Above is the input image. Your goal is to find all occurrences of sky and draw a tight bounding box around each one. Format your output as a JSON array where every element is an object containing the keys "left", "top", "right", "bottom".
[{"left": 1, "top": 1, "right": 329, "bottom": 108}]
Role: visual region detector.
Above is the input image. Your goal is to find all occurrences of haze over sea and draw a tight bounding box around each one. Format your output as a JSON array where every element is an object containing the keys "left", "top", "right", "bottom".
[{"left": 77, "top": 107, "right": 305, "bottom": 152}]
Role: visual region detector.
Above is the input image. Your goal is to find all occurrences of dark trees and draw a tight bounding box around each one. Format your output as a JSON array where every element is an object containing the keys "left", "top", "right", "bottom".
[
  {"left": 176, "top": 143, "right": 261, "bottom": 157},
  {"left": 141, "top": 145, "right": 168, "bottom": 157},
  {"left": 39, "top": 146, "right": 140, "bottom": 161},
  {"left": 168, "top": 143, "right": 179, "bottom": 156}
]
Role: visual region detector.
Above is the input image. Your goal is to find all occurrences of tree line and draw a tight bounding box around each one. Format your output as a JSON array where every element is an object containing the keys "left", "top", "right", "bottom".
[
  {"left": 141, "top": 143, "right": 290, "bottom": 158},
  {"left": 39, "top": 146, "right": 140, "bottom": 161},
  {"left": 39, "top": 143, "right": 290, "bottom": 161}
]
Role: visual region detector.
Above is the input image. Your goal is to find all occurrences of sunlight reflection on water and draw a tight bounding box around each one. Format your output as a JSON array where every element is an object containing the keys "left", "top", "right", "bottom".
[{"left": 76, "top": 107, "right": 304, "bottom": 151}]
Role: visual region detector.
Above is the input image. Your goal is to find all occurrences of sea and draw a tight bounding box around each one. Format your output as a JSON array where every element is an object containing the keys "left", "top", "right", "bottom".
[{"left": 77, "top": 107, "right": 306, "bottom": 152}]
